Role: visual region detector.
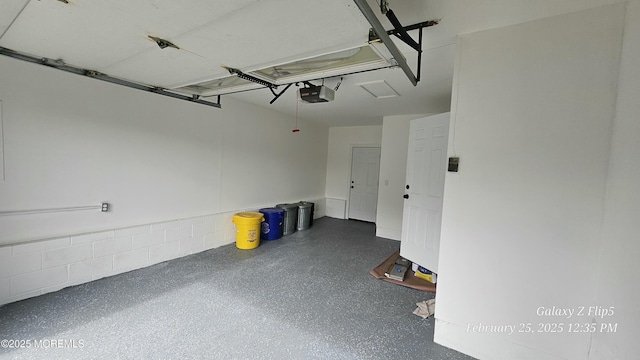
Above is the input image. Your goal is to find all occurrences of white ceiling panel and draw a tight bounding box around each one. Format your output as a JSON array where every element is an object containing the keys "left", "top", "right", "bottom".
[
  {"left": 154, "top": 0, "right": 373, "bottom": 87},
  {"left": 0, "top": 0, "right": 378, "bottom": 90},
  {"left": 98, "top": 43, "right": 227, "bottom": 89},
  {"left": 252, "top": 45, "right": 388, "bottom": 84},
  {"left": 172, "top": 44, "right": 390, "bottom": 96},
  {"left": 0, "top": 0, "right": 29, "bottom": 38},
  {"left": 0, "top": 0, "right": 259, "bottom": 70},
  {"left": 175, "top": 75, "right": 263, "bottom": 97},
  {"left": 0, "top": 0, "right": 461, "bottom": 127}
]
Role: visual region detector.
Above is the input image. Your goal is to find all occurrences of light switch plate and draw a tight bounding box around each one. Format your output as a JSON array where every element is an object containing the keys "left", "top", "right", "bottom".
[{"left": 448, "top": 157, "right": 459, "bottom": 172}]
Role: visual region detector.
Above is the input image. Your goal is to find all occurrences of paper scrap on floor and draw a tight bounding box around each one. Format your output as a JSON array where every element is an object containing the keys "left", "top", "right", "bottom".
[{"left": 414, "top": 299, "right": 436, "bottom": 319}]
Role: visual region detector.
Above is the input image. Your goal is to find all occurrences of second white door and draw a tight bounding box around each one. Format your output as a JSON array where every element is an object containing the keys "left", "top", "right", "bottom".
[
  {"left": 400, "top": 113, "right": 449, "bottom": 273},
  {"left": 348, "top": 147, "right": 381, "bottom": 223}
]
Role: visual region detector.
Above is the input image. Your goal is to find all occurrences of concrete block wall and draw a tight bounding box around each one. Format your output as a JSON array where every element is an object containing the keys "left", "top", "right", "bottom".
[
  {"left": 0, "top": 197, "right": 325, "bottom": 307},
  {"left": 0, "top": 211, "right": 238, "bottom": 306}
]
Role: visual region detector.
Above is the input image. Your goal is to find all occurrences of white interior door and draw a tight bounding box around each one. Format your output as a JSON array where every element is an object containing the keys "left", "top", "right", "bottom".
[
  {"left": 400, "top": 113, "right": 450, "bottom": 273},
  {"left": 348, "top": 147, "right": 381, "bottom": 223}
]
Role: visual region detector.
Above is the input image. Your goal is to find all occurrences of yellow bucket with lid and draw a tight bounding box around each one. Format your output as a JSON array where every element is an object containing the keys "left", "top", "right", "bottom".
[{"left": 232, "top": 212, "right": 264, "bottom": 250}]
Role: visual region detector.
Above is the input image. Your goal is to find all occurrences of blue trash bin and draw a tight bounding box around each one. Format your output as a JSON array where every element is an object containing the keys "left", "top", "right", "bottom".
[{"left": 259, "top": 208, "right": 285, "bottom": 240}]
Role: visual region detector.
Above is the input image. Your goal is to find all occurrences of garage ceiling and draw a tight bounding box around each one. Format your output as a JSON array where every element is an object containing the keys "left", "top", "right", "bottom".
[
  {"left": 1, "top": 0, "right": 378, "bottom": 87},
  {"left": 1, "top": 0, "right": 610, "bottom": 127}
]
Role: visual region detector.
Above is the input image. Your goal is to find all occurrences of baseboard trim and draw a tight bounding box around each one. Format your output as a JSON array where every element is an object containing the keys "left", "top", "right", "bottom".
[{"left": 375, "top": 227, "right": 401, "bottom": 240}]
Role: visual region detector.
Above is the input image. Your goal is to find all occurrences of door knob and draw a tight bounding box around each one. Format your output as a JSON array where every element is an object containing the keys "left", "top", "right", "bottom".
[
  {"left": 351, "top": 186, "right": 354, "bottom": 188},
  {"left": 406, "top": 184, "right": 410, "bottom": 189},
  {"left": 403, "top": 194, "right": 409, "bottom": 199}
]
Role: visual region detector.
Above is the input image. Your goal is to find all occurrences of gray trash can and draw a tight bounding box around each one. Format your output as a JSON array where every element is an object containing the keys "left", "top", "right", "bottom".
[
  {"left": 296, "top": 202, "right": 313, "bottom": 231},
  {"left": 276, "top": 203, "right": 298, "bottom": 235},
  {"left": 298, "top": 201, "right": 315, "bottom": 226}
]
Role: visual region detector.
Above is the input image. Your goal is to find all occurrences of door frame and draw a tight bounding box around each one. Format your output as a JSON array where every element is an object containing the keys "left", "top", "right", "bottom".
[{"left": 346, "top": 144, "right": 381, "bottom": 221}]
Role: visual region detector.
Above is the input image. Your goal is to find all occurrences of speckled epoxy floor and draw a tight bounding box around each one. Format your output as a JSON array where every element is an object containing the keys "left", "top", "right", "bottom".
[{"left": 0, "top": 217, "right": 475, "bottom": 360}]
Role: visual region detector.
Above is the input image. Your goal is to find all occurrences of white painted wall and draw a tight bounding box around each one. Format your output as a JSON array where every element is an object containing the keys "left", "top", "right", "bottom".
[
  {"left": 375, "top": 114, "right": 429, "bottom": 240},
  {"left": 324, "top": 125, "right": 382, "bottom": 219},
  {"left": 0, "top": 56, "right": 219, "bottom": 242},
  {"left": 434, "top": 4, "right": 626, "bottom": 360},
  {"left": 0, "top": 55, "right": 328, "bottom": 305},
  {"left": 0, "top": 55, "right": 327, "bottom": 244},
  {"left": 591, "top": 1, "right": 640, "bottom": 359},
  {"left": 0, "top": 99, "right": 4, "bottom": 181},
  {"left": 218, "top": 98, "right": 328, "bottom": 211}
]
